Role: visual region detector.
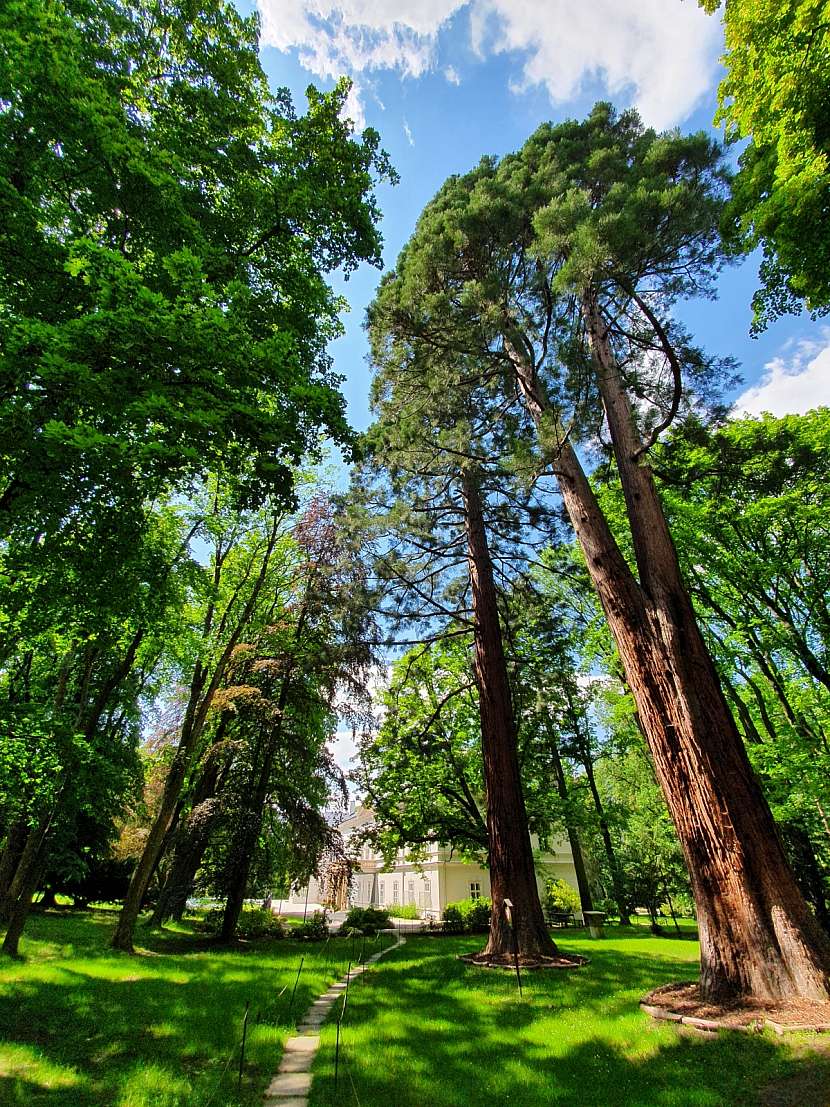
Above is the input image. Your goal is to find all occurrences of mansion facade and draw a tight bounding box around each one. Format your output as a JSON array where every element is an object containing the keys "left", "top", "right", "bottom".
[{"left": 287, "top": 803, "right": 581, "bottom": 918}]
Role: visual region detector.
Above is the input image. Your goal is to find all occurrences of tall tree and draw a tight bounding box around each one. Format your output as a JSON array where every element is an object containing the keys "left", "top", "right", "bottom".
[
  {"left": 370, "top": 104, "right": 830, "bottom": 1002},
  {"left": 353, "top": 344, "right": 562, "bottom": 959},
  {"left": 112, "top": 494, "right": 288, "bottom": 951},
  {"left": 0, "top": 0, "right": 393, "bottom": 534}
]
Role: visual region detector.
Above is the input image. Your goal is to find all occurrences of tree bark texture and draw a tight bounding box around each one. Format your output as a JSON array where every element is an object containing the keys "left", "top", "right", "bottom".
[
  {"left": 509, "top": 310, "right": 830, "bottom": 1002},
  {"left": 461, "top": 470, "right": 558, "bottom": 959},
  {"left": 0, "top": 820, "right": 28, "bottom": 908}
]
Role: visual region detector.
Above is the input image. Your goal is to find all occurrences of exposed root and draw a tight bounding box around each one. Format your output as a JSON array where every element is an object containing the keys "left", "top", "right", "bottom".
[
  {"left": 641, "top": 982, "right": 830, "bottom": 1034},
  {"left": 459, "top": 951, "right": 589, "bottom": 971}
]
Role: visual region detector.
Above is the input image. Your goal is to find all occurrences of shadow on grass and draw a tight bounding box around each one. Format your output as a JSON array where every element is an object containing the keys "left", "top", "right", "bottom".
[
  {"left": 0, "top": 911, "right": 355, "bottom": 1107},
  {"left": 308, "top": 935, "right": 830, "bottom": 1107}
]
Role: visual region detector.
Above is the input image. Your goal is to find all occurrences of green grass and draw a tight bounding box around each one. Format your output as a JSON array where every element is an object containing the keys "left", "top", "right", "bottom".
[
  {"left": 0, "top": 909, "right": 359, "bottom": 1106},
  {"left": 309, "top": 927, "right": 830, "bottom": 1107}
]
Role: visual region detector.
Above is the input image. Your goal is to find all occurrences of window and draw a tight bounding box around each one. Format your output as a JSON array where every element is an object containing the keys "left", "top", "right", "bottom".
[
  {"left": 407, "top": 880, "right": 415, "bottom": 905},
  {"left": 393, "top": 882, "right": 400, "bottom": 904},
  {"left": 470, "top": 881, "right": 481, "bottom": 901},
  {"left": 379, "top": 881, "right": 385, "bottom": 905}
]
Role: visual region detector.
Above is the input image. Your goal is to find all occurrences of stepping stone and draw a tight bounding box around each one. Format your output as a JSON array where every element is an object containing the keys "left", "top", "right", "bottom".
[
  {"left": 283, "top": 1036, "right": 319, "bottom": 1054},
  {"left": 279, "top": 1051, "right": 314, "bottom": 1073},
  {"left": 263, "top": 1098, "right": 307, "bottom": 1107},
  {"left": 264, "top": 1071, "right": 312, "bottom": 1098},
  {"left": 297, "top": 1013, "right": 328, "bottom": 1030}
]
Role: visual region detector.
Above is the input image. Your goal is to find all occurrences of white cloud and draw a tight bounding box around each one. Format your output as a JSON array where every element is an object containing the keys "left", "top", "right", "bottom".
[
  {"left": 342, "top": 78, "right": 366, "bottom": 129},
  {"left": 444, "top": 64, "right": 461, "bottom": 85},
  {"left": 480, "top": 0, "right": 721, "bottom": 129},
  {"left": 256, "top": 0, "right": 722, "bottom": 130},
  {"left": 733, "top": 337, "right": 830, "bottom": 417},
  {"left": 403, "top": 119, "right": 415, "bottom": 145},
  {"left": 330, "top": 727, "right": 359, "bottom": 774}
]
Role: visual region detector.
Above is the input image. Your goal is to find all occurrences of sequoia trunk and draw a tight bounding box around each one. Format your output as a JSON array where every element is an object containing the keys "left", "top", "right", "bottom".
[
  {"left": 510, "top": 317, "right": 830, "bottom": 1002},
  {"left": 461, "top": 470, "right": 557, "bottom": 959}
]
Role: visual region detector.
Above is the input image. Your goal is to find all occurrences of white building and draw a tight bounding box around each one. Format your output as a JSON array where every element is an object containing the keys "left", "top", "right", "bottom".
[{"left": 287, "top": 804, "right": 580, "bottom": 918}]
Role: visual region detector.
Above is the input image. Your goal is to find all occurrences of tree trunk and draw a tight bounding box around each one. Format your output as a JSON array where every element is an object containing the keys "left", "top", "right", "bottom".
[
  {"left": 152, "top": 802, "right": 220, "bottom": 925},
  {"left": 461, "top": 470, "right": 558, "bottom": 960},
  {"left": 0, "top": 810, "right": 51, "bottom": 923},
  {"left": 220, "top": 723, "right": 281, "bottom": 941},
  {"left": 580, "top": 752, "right": 631, "bottom": 926},
  {"left": 112, "top": 515, "right": 280, "bottom": 952},
  {"left": 547, "top": 729, "right": 594, "bottom": 914},
  {"left": 2, "top": 850, "right": 47, "bottom": 958},
  {"left": 112, "top": 760, "right": 184, "bottom": 948},
  {"left": 509, "top": 314, "right": 830, "bottom": 1002},
  {"left": 0, "top": 820, "right": 28, "bottom": 905},
  {"left": 152, "top": 755, "right": 226, "bottom": 925}
]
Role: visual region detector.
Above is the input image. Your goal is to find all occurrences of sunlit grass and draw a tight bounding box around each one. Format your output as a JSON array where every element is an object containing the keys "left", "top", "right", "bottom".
[
  {"left": 309, "top": 927, "right": 830, "bottom": 1107},
  {"left": 0, "top": 910, "right": 357, "bottom": 1106}
]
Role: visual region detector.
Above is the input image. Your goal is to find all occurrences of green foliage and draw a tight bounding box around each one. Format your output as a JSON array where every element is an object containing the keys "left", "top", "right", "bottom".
[
  {"left": 0, "top": 0, "right": 394, "bottom": 531},
  {"left": 442, "top": 897, "right": 491, "bottom": 933},
  {"left": 543, "top": 878, "right": 581, "bottom": 916},
  {"left": 203, "top": 905, "right": 288, "bottom": 940},
  {"left": 649, "top": 411, "right": 830, "bottom": 918},
  {"left": 340, "top": 906, "right": 391, "bottom": 935},
  {"left": 703, "top": 0, "right": 830, "bottom": 327},
  {"left": 386, "top": 904, "right": 420, "bottom": 919},
  {"left": 292, "top": 911, "right": 330, "bottom": 941}
]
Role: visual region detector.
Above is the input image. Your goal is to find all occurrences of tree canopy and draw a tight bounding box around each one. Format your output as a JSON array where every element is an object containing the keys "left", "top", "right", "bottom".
[{"left": 702, "top": 0, "right": 830, "bottom": 328}]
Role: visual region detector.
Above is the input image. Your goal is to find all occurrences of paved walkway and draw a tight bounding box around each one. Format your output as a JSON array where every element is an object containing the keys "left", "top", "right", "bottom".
[{"left": 263, "top": 930, "right": 406, "bottom": 1107}]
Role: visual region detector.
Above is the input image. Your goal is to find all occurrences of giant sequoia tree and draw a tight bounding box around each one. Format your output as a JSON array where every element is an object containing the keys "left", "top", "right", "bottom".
[
  {"left": 371, "top": 104, "right": 830, "bottom": 1002},
  {"left": 354, "top": 337, "right": 565, "bottom": 961}
]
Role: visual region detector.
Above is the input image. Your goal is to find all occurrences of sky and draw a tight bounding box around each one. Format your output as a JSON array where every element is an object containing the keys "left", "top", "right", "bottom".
[
  {"left": 237, "top": 0, "right": 830, "bottom": 433},
  {"left": 236, "top": 0, "right": 830, "bottom": 775}
]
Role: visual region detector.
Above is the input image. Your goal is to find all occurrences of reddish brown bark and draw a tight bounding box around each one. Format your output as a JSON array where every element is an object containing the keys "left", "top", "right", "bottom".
[
  {"left": 461, "top": 470, "right": 558, "bottom": 959},
  {"left": 508, "top": 305, "right": 830, "bottom": 1003}
]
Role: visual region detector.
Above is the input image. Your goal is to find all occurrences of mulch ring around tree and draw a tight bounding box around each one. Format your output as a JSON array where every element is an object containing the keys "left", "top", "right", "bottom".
[
  {"left": 641, "top": 981, "right": 830, "bottom": 1035},
  {"left": 459, "top": 951, "right": 589, "bottom": 970}
]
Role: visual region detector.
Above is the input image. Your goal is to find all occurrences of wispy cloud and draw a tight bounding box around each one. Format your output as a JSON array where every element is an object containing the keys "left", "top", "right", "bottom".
[
  {"left": 444, "top": 64, "right": 461, "bottom": 85},
  {"left": 403, "top": 119, "right": 415, "bottom": 146}
]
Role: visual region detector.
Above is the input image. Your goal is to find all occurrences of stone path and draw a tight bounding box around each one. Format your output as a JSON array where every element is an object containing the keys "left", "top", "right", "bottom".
[{"left": 263, "top": 930, "right": 406, "bottom": 1107}]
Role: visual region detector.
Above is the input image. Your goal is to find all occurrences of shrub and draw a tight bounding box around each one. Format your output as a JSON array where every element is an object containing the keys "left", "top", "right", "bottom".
[
  {"left": 442, "top": 897, "right": 491, "bottom": 933},
  {"left": 387, "top": 904, "right": 420, "bottom": 919},
  {"left": 293, "top": 911, "right": 330, "bottom": 941},
  {"left": 544, "top": 877, "right": 581, "bottom": 916},
  {"left": 203, "top": 905, "right": 287, "bottom": 939},
  {"left": 442, "top": 904, "right": 464, "bottom": 933},
  {"left": 339, "top": 906, "right": 391, "bottom": 935},
  {"left": 52, "top": 857, "right": 135, "bottom": 908}
]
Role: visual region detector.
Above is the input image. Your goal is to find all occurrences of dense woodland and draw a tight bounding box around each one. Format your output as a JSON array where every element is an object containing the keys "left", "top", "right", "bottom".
[{"left": 1, "top": 0, "right": 829, "bottom": 1013}]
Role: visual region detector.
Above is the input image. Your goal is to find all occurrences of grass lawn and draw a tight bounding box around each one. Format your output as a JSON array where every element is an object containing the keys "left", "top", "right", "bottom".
[
  {"left": 309, "top": 926, "right": 830, "bottom": 1107},
  {"left": 0, "top": 909, "right": 358, "bottom": 1107}
]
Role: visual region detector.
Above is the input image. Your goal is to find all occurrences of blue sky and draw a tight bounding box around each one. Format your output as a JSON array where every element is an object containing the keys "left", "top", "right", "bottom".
[{"left": 238, "top": 0, "right": 830, "bottom": 434}]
